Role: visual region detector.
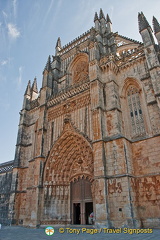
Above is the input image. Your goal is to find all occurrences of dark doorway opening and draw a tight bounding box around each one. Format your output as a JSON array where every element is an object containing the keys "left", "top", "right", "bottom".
[
  {"left": 73, "top": 203, "right": 81, "bottom": 224},
  {"left": 71, "top": 178, "right": 93, "bottom": 224},
  {"left": 85, "top": 202, "right": 93, "bottom": 224}
]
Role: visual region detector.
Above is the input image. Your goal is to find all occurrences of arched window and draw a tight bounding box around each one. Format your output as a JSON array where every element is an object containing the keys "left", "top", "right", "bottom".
[{"left": 127, "top": 85, "right": 146, "bottom": 138}]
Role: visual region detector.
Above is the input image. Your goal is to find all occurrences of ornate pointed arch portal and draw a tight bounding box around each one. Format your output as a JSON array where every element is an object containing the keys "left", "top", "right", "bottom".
[{"left": 42, "top": 118, "right": 94, "bottom": 225}]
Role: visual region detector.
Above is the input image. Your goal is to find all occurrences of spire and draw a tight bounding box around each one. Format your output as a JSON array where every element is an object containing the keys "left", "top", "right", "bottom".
[
  {"left": 106, "top": 13, "right": 112, "bottom": 34},
  {"left": 94, "top": 12, "right": 100, "bottom": 31},
  {"left": 99, "top": 8, "right": 105, "bottom": 19},
  {"left": 32, "top": 77, "right": 38, "bottom": 93},
  {"left": 44, "top": 55, "right": 51, "bottom": 72},
  {"left": 23, "top": 80, "right": 31, "bottom": 109},
  {"left": 56, "top": 37, "right": 61, "bottom": 48},
  {"left": 153, "top": 16, "right": 160, "bottom": 45},
  {"left": 94, "top": 12, "right": 99, "bottom": 22},
  {"left": 24, "top": 80, "right": 31, "bottom": 96},
  {"left": 106, "top": 14, "right": 112, "bottom": 24},
  {"left": 153, "top": 16, "right": 160, "bottom": 34},
  {"left": 138, "top": 12, "right": 151, "bottom": 32},
  {"left": 55, "top": 37, "right": 62, "bottom": 55},
  {"left": 42, "top": 55, "right": 53, "bottom": 90},
  {"left": 31, "top": 77, "right": 38, "bottom": 100}
]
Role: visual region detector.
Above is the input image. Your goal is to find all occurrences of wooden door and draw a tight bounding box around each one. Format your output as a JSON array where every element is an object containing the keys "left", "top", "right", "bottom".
[{"left": 71, "top": 178, "right": 93, "bottom": 224}]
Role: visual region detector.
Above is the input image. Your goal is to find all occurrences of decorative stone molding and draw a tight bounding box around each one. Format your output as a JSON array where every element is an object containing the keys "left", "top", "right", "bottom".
[
  {"left": 47, "top": 82, "right": 90, "bottom": 107},
  {"left": 48, "top": 92, "right": 90, "bottom": 121},
  {"left": 44, "top": 120, "right": 93, "bottom": 185}
]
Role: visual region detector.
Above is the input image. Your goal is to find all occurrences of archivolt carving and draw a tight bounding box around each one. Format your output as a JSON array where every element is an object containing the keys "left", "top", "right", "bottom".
[
  {"left": 44, "top": 121, "right": 93, "bottom": 185},
  {"left": 120, "top": 77, "right": 142, "bottom": 98}
]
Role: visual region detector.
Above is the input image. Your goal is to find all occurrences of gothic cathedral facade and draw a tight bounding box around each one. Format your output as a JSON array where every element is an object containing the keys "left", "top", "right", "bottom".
[{"left": 1, "top": 10, "right": 160, "bottom": 228}]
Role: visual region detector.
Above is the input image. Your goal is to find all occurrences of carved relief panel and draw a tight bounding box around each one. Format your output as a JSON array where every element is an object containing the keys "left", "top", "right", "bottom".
[
  {"left": 69, "top": 53, "right": 89, "bottom": 85},
  {"left": 73, "top": 60, "right": 89, "bottom": 83}
]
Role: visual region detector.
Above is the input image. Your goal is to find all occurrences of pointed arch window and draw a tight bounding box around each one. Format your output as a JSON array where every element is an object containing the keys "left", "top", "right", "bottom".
[{"left": 127, "top": 85, "right": 146, "bottom": 138}]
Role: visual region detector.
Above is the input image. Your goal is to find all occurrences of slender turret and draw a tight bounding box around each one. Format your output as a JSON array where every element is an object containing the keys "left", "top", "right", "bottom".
[
  {"left": 99, "top": 8, "right": 106, "bottom": 34},
  {"left": 94, "top": 12, "right": 100, "bottom": 31},
  {"left": 138, "top": 12, "right": 160, "bottom": 100}
]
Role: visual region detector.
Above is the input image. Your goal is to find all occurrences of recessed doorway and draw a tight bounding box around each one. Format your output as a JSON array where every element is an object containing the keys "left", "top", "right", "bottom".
[{"left": 71, "top": 177, "right": 93, "bottom": 225}]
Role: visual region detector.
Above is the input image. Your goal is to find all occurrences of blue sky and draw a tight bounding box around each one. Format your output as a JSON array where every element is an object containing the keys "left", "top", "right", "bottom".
[{"left": 0, "top": 0, "right": 160, "bottom": 164}]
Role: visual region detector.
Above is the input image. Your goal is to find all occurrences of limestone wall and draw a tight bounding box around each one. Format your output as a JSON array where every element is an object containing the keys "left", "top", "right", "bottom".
[
  {"left": 131, "top": 175, "right": 160, "bottom": 228},
  {"left": 132, "top": 136, "right": 160, "bottom": 175},
  {"left": 0, "top": 161, "right": 13, "bottom": 225}
]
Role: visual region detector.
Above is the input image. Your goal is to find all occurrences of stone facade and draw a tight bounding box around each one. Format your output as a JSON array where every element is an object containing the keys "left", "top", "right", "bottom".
[
  {"left": 0, "top": 161, "right": 13, "bottom": 225},
  {"left": 1, "top": 9, "right": 160, "bottom": 228}
]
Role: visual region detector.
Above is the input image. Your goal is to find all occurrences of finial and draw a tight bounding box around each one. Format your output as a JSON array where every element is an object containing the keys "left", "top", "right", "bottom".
[
  {"left": 44, "top": 55, "right": 51, "bottom": 72},
  {"left": 153, "top": 16, "right": 160, "bottom": 34},
  {"left": 24, "top": 80, "right": 31, "bottom": 96},
  {"left": 32, "top": 77, "right": 38, "bottom": 93},
  {"left": 99, "top": 8, "right": 105, "bottom": 19},
  {"left": 56, "top": 37, "right": 62, "bottom": 55},
  {"left": 94, "top": 12, "right": 99, "bottom": 22},
  {"left": 106, "top": 14, "right": 112, "bottom": 24},
  {"left": 56, "top": 37, "right": 61, "bottom": 48}
]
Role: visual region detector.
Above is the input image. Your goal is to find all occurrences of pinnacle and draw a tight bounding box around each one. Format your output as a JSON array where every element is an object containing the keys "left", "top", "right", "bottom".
[
  {"left": 56, "top": 37, "right": 61, "bottom": 48},
  {"left": 138, "top": 12, "right": 151, "bottom": 32},
  {"left": 106, "top": 14, "right": 112, "bottom": 23},
  {"left": 32, "top": 77, "right": 38, "bottom": 93},
  {"left": 24, "top": 80, "right": 31, "bottom": 96},
  {"left": 44, "top": 55, "right": 52, "bottom": 72},
  {"left": 153, "top": 16, "right": 160, "bottom": 34},
  {"left": 94, "top": 12, "right": 99, "bottom": 22},
  {"left": 99, "top": 8, "right": 105, "bottom": 19}
]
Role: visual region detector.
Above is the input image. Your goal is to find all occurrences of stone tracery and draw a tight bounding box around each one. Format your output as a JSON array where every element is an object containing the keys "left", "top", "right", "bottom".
[{"left": 127, "top": 85, "right": 146, "bottom": 138}]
